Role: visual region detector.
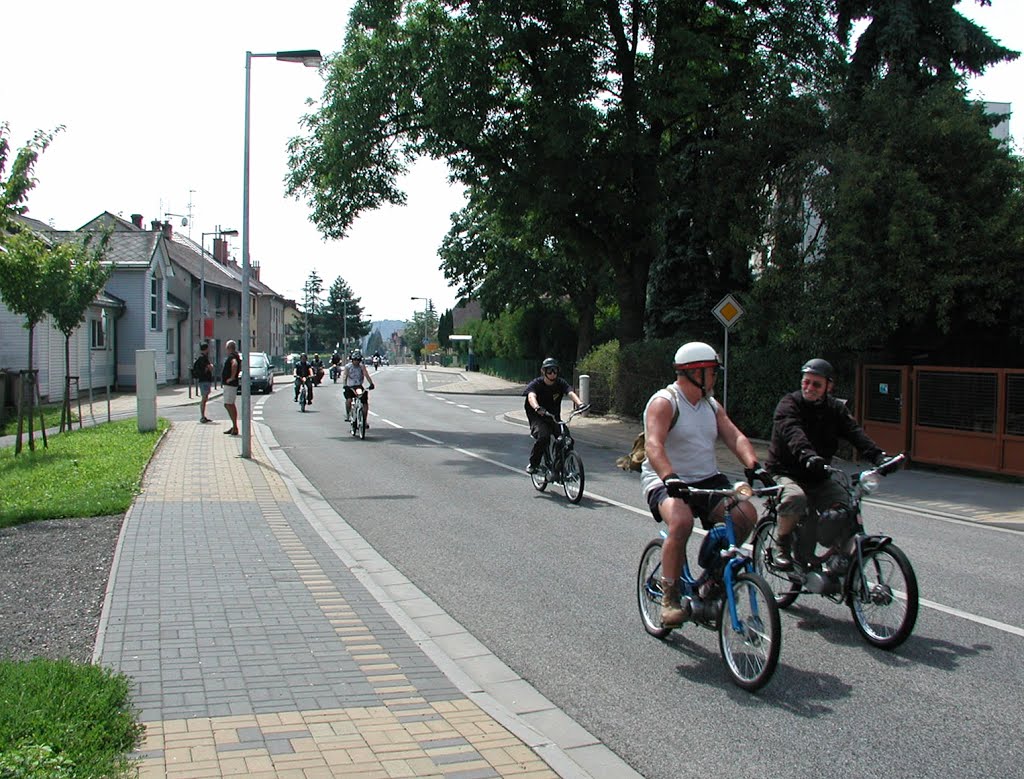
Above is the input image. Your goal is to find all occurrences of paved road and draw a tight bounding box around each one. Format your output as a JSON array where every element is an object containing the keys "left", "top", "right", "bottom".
[{"left": 258, "top": 366, "right": 1024, "bottom": 779}]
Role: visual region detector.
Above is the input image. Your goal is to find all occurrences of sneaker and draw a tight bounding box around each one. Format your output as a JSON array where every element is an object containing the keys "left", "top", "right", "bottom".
[
  {"left": 344, "top": 415, "right": 350, "bottom": 422},
  {"left": 200, "top": 417, "right": 211, "bottom": 423},
  {"left": 293, "top": 397, "right": 298, "bottom": 402},
  {"left": 526, "top": 464, "right": 539, "bottom": 474},
  {"left": 659, "top": 578, "right": 691, "bottom": 628}
]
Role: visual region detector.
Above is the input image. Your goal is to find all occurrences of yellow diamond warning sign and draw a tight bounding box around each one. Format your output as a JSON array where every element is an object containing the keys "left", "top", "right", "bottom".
[{"left": 712, "top": 294, "right": 744, "bottom": 329}]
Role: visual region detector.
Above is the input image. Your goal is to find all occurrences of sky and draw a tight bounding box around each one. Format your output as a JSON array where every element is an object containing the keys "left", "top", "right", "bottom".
[{"left": 2, "top": 1, "right": 1021, "bottom": 323}]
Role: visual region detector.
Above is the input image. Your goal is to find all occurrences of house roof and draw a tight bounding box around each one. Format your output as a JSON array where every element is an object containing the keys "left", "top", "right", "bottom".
[
  {"left": 167, "top": 293, "right": 189, "bottom": 314},
  {"left": 95, "top": 290, "right": 126, "bottom": 309},
  {"left": 45, "top": 229, "right": 163, "bottom": 270}
]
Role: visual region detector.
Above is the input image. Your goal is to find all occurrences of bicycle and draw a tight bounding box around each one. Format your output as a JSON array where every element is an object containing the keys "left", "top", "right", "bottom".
[
  {"left": 530, "top": 404, "right": 590, "bottom": 503},
  {"left": 751, "top": 453, "right": 918, "bottom": 649},
  {"left": 637, "top": 480, "right": 784, "bottom": 691},
  {"left": 348, "top": 386, "right": 371, "bottom": 439},
  {"left": 294, "top": 376, "right": 312, "bottom": 412}
]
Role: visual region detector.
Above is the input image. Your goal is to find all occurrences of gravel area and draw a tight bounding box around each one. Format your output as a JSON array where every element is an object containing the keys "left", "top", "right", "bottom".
[{"left": 0, "top": 515, "right": 123, "bottom": 663}]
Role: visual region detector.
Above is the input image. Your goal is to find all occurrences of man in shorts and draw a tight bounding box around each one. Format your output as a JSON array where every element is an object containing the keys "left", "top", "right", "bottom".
[
  {"left": 194, "top": 341, "right": 214, "bottom": 423},
  {"left": 221, "top": 339, "right": 241, "bottom": 436},
  {"left": 641, "top": 342, "right": 765, "bottom": 627}
]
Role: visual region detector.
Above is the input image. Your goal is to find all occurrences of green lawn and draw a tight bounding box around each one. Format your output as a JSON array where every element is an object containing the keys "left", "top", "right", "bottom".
[
  {"left": 0, "top": 419, "right": 167, "bottom": 528},
  {"left": 0, "top": 658, "right": 143, "bottom": 778},
  {"left": 0, "top": 403, "right": 77, "bottom": 437},
  {"left": 0, "top": 420, "right": 166, "bottom": 776}
]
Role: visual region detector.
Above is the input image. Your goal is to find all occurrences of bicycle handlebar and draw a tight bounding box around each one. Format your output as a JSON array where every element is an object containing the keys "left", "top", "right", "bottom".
[{"left": 669, "top": 481, "right": 781, "bottom": 501}]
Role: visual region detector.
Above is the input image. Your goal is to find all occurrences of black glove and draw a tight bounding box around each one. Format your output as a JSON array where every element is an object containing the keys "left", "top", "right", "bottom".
[
  {"left": 872, "top": 451, "right": 888, "bottom": 467},
  {"left": 804, "top": 455, "right": 828, "bottom": 478},
  {"left": 369, "top": 383, "right": 375, "bottom": 390},
  {"left": 745, "top": 463, "right": 775, "bottom": 487},
  {"left": 535, "top": 407, "right": 550, "bottom": 418},
  {"left": 663, "top": 473, "right": 688, "bottom": 498}
]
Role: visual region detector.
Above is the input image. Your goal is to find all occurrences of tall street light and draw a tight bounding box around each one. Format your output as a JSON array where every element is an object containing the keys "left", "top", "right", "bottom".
[
  {"left": 241, "top": 48, "right": 322, "bottom": 458},
  {"left": 411, "top": 296, "right": 430, "bottom": 364},
  {"left": 199, "top": 227, "right": 238, "bottom": 343}
]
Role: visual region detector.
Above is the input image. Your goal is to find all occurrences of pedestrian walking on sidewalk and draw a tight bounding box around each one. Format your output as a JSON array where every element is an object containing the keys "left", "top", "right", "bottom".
[
  {"left": 193, "top": 341, "right": 214, "bottom": 423},
  {"left": 222, "top": 340, "right": 241, "bottom": 435}
]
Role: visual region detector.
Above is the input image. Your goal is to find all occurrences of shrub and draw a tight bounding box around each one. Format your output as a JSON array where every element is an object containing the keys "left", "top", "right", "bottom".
[{"left": 576, "top": 340, "right": 618, "bottom": 414}]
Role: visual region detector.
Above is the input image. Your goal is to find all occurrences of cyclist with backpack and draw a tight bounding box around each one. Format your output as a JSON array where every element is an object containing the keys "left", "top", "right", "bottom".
[
  {"left": 641, "top": 342, "right": 766, "bottom": 628},
  {"left": 524, "top": 357, "right": 584, "bottom": 474},
  {"left": 192, "top": 341, "right": 214, "bottom": 423}
]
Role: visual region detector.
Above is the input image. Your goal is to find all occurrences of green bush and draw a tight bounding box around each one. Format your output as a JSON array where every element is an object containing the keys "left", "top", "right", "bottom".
[
  {"left": 0, "top": 659, "right": 143, "bottom": 779},
  {"left": 617, "top": 337, "right": 683, "bottom": 418},
  {"left": 576, "top": 340, "right": 618, "bottom": 414}
]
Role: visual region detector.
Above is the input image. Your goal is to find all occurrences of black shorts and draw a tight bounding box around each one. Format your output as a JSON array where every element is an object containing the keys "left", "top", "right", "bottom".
[
  {"left": 343, "top": 386, "right": 368, "bottom": 400},
  {"left": 646, "top": 472, "right": 731, "bottom": 529}
]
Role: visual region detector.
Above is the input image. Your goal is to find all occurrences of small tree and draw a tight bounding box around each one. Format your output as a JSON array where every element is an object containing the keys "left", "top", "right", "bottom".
[
  {"left": 0, "top": 230, "right": 51, "bottom": 453},
  {"left": 45, "top": 233, "right": 112, "bottom": 431},
  {"left": 0, "top": 123, "right": 61, "bottom": 238}
]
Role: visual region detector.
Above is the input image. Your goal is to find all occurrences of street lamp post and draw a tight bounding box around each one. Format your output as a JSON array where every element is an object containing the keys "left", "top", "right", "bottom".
[
  {"left": 199, "top": 227, "right": 238, "bottom": 343},
  {"left": 241, "top": 48, "right": 322, "bottom": 459}
]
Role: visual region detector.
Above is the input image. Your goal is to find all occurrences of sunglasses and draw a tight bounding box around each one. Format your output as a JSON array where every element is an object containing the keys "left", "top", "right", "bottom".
[{"left": 544, "top": 368, "right": 559, "bottom": 375}]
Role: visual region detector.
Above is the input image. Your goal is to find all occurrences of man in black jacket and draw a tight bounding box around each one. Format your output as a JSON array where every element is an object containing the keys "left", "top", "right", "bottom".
[{"left": 766, "top": 358, "right": 885, "bottom": 570}]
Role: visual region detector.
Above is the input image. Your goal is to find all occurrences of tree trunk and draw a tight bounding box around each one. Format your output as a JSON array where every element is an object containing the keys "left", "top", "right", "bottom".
[{"left": 61, "top": 335, "right": 71, "bottom": 432}]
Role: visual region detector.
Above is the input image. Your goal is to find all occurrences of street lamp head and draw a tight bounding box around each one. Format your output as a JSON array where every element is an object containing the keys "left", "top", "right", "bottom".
[
  {"left": 276, "top": 49, "right": 322, "bottom": 67},
  {"left": 220, "top": 229, "right": 239, "bottom": 237}
]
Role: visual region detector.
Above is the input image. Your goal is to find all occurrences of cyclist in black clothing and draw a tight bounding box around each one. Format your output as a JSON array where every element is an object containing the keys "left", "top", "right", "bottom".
[
  {"left": 523, "top": 357, "right": 583, "bottom": 474},
  {"left": 294, "top": 353, "right": 315, "bottom": 404}
]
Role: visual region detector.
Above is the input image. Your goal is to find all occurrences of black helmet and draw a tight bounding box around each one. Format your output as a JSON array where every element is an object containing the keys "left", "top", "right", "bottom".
[
  {"left": 541, "top": 357, "right": 560, "bottom": 371},
  {"left": 801, "top": 358, "right": 833, "bottom": 381}
]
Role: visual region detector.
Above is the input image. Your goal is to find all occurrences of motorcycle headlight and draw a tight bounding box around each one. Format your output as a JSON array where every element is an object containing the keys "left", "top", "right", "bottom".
[
  {"left": 732, "top": 481, "right": 753, "bottom": 501},
  {"left": 860, "top": 472, "right": 882, "bottom": 494}
]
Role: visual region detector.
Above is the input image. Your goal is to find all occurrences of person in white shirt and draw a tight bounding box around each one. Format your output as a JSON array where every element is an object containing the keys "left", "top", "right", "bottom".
[{"left": 342, "top": 350, "right": 375, "bottom": 423}]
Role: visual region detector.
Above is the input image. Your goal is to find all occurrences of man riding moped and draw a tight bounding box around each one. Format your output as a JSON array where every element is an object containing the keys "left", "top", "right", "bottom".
[{"left": 766, "top": 358, "right": 886, "bottom": 570}]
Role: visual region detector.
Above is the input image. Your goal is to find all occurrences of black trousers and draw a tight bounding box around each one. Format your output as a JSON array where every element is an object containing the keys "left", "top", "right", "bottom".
[{"left": 527, "top": 412, "right": 557, "bottom": 467}]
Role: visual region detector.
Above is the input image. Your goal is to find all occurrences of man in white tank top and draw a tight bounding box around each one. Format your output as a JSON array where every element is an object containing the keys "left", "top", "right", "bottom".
[{"left": 642, "top": 342, "right": 764, "bottom": 628}]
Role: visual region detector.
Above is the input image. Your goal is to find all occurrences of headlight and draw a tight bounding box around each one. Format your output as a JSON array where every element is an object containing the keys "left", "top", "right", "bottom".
[
  {"left": 733, "top": 481, "right": 753, "bottom": 500},
  {"left": 860, "top": 472, "right": 882, "bottom": 494}
]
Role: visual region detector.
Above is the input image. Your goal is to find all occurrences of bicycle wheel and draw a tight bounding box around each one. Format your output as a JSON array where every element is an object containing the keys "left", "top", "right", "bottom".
[
  {"left": 299, "top": 389, "right": 306, "bottom": 412},
  {"left": 637, "top": 539, "right": 672, "bottom": 639},
  {"left": 718, "top": 571, "right": 781, "bottom": 692},
  {"left": 562, "top": 451, "right": 585, "bottom": 503},
  {"left": 751, "top": 520, "right": 800, "bottom": 609},
  {"left": 531, "top": 453, "right": 548, "bottom": 491},
  {"left": 847, "top": 543, "right": 918, "bottom": 649},
  {"left": 357, "top": 404, "right": 366, "bottom": 440}
]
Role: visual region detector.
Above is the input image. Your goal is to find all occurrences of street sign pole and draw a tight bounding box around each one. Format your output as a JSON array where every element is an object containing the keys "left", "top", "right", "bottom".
[{"left": 712, "top": 294, "right": 744, "bottom": 410}]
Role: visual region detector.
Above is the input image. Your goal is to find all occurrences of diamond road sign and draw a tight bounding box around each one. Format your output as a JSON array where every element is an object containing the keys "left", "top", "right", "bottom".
[{"left": 712, "top": 294, "right": 744, "bottom": 329}]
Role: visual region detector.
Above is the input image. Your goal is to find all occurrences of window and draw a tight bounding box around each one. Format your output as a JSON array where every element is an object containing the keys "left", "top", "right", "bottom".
[
  {"left": 166, "top": 328, "right": 174, "bottom": 354},
  {"left": 90, "top": 317, "right": 106, "bottom": 349},
  {"left": 150, "top": 276, "right": 160, "bottom": 330}
]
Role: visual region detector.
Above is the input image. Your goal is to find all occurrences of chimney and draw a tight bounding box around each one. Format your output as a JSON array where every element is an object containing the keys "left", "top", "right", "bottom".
[
  {"left": 252, "top": 260, "right": 260, "bottom": 281},
  {"left": 213, "top": 237, "right": 227, "bottom": 264},
  {"left": 150, "top": 219, "right": 162, "bottom": 231},
  {"left": 130, "top": 213, "right": 143, "bottom": 229},
  {"left": 161, "top": 221, "right": 173, "bottom": 240}
]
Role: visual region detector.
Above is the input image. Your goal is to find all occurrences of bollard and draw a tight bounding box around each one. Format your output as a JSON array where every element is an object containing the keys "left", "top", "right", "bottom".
[
  {"left": 579, "top": 374, "right": 590, "bottom": 410},
  {"left": 136, "top": 350, "right": 157, "bottom": 432}
]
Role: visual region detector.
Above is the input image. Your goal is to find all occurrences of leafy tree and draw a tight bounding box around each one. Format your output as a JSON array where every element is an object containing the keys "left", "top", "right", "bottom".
[
  {"left": 0, "top": 230, "right": 51, "bottom": 452},
  {"left": 0, "top": 123, "right": 61, "bottom": 238},
  {"left": 45, "top": 232, "right": 112, "bottom": 431},
  {"left": 404, "top": 303, "right": 438, "bottom": 364}
]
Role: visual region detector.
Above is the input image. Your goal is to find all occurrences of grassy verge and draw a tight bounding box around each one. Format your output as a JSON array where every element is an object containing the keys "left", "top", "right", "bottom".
[
  {"left": 0, "top": 404, "right": 78, "bottom": 438},
  {"left": 0, "top": 658, "right": 143, "bottom": 778},
  {"left": 0, "top": 418, "right": 168, "bottom": 529}
]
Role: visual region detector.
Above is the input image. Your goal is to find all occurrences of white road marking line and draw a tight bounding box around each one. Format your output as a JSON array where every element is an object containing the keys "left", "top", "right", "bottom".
[
  {"left": 471, "top": 409, "right": 485, "bottom": 414},
  {"left": 389, "top": 411, "right": 1024, "bottom": 640}
]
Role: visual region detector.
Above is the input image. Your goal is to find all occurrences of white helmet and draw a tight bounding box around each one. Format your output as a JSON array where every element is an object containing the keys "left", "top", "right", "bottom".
[{"left": 673, "top": 342, "right": 721, "bottom": 371}]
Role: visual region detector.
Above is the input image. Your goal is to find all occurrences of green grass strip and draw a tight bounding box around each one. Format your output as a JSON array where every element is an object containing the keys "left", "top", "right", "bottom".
[
  {"left": 0, "top": 658, "right": 143, "bottom": 778},
  {"left": 0, "top": 419, "right": 168, "bottom": 528}
]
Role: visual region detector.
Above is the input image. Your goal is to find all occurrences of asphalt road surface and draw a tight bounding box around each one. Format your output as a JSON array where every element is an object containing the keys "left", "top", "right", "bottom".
[{"left": 253, "top": 366, "right": 1023, "bottom": 779}]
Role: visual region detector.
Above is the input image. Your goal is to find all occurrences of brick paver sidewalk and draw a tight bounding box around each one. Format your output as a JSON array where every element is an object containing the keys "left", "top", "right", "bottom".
[{"left": 94, "top": 421, "right": 580, "bottom": 778}]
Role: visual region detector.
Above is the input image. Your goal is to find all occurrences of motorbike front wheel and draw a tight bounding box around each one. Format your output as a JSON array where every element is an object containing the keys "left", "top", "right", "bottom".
[
  {"left": 637, "top": 539, "right": 671, "bottom": 639},
  {"left": 718, "top": 571, "right": 781, "bottom": 692},
  {"left": 751, "top": 520, "right": 800, "bottom": 609},
  {"left": 847, "top": 543, "right": 918, "bottom": 649},
  {"left": 562, "top": 451, "right": 585, "bottom": 504}
]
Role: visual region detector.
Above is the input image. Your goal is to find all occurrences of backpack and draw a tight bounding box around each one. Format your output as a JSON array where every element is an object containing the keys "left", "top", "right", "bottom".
[
  {"left": 616, "top": 386, "right": 681, "bottom": 472},
  {"left": 191, "top": 356, "right": 206, "bottom": 381}
]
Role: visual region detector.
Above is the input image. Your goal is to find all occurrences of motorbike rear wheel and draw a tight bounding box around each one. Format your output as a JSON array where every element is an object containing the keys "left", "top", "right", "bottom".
[
  {"left": 751, "top": 520, "right": 800, "bottom": 609},
  {"left": 847, "top": 543, "right": 918, "bottom": 649},
  {"left": 299, "top": 387, "right": 307, "bottom": 412},
  {"left": 718, "top": 571, "right": 781, "bottom": 692}
]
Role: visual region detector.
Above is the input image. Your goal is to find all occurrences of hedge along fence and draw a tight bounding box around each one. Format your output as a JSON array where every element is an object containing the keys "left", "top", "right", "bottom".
[{"left": 576, "top": 336, "right": 811, "bottom": 440}]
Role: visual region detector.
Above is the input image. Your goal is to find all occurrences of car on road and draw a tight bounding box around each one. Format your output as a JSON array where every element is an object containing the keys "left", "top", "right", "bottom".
[{"left": 248, "top": 352, "right": 274, "bottom": 394}]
